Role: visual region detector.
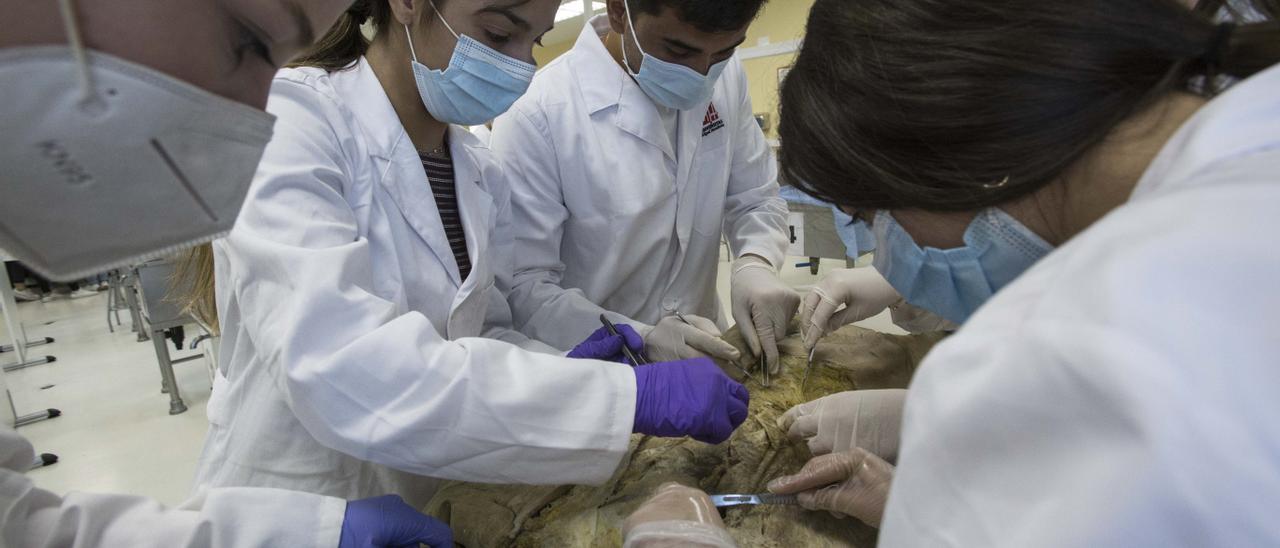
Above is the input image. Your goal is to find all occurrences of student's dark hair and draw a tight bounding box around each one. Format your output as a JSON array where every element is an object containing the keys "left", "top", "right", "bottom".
[
  {"left": 288, "top": 0, "right": 446, "bottom": 71},
  {"left": 778, "top": 0, "right": 1280, "bottom": 213},
  {"left": 631, "top": 0, "right": 768, "bottom": 33}
]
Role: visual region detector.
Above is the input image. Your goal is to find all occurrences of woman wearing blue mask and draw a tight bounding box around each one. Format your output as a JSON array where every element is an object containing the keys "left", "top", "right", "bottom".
[
  {"left": 759, "top": 0, "right": 1280, "bottom": 544},
  {"left": 623, "top": 0, "right": 1280, "bottom": 545},
  {"left": 193, "top": 0, "right": 750, "bottom": 510}
]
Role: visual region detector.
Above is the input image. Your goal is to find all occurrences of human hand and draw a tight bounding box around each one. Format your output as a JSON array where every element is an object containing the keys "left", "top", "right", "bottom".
[
  {"left": 632, "top": 358, "right": 750, "bottom": 444},
  {"left": 730, "top": 256, "right": 801, "bottom": 374},
  {"left": 767, "top": 448, "right": 894, "bottom": 528}
]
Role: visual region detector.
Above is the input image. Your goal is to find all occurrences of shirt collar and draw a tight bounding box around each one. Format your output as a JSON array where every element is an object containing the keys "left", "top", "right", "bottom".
[{"left": 572, "top": 15, "right": 632, "bottom": 115}]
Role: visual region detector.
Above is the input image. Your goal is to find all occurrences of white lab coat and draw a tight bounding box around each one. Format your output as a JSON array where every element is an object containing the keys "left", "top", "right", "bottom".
[
  {"left": 193, "top": 58, "right": 636, "bottom": 510},
  {"left": 492, "top": 16, "right": 790, "bottom": 350},
  {"left": 1, "top": 428, "right": 343, "bottom": 547},
  {"left": 881, "top": 65, "right": 1280, "bottom": 546}
]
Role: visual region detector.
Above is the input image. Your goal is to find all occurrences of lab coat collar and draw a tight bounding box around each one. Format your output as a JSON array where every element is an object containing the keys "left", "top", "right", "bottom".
[
  {"left": 571, "top": 15, "right": 677, "bottom": 161},
  {"left": 334, "top": 57, "right": 494, "bottom": 288},
  {"left": 574, "top": 16, "right": 628, "bottom": 115},
  {"left": 334, "top": 57, "right": 402, "bottom": 161},
  {"left": 1134, "top": 63, "right": 1280, "bottom": 199}
]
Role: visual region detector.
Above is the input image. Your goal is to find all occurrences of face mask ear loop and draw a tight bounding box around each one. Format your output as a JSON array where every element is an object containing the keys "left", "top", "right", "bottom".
[
  {"left": 427, "top": 0, "right": 460, "bottom": 39},
  {"left": 621, "top": 0, "right": 643, "bottom": 77},
  {"left": 408, "top": 1, "right": 459, "bottom": 67},
  {"left": 405, "top": 24, "right": 421, "bottom": 63},
  {"left": 57, "top": 0, "right": 98, "bottom": 106}
]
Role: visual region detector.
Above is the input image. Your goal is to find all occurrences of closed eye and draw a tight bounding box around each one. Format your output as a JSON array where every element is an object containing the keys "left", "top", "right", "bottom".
[
  {"left": 235, "top": 20, "right": 274, "bottom": 66},
  {"left": 485, "top": 30, "right": 512, "bottom": 46}
]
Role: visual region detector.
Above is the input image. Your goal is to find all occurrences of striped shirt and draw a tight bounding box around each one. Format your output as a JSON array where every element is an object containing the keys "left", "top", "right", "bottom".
[{"left": 420, "top": 150, "right": 471, "bottom": 282}]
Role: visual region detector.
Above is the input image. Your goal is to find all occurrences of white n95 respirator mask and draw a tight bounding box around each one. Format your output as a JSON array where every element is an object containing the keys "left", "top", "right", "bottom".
[{"left": 0, "top": 0, "right": 275, "bottom": 281}]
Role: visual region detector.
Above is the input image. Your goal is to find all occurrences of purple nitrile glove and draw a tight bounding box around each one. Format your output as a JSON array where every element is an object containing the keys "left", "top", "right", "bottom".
[
  {"left": 568, "top": 324, "right": 646, "bottom": 365},
  {"left": 339, "top": 494, "right": 453, "bottom": 548},
  {"left": 632, "top": 358, "right": 750, "bottom": 444}
]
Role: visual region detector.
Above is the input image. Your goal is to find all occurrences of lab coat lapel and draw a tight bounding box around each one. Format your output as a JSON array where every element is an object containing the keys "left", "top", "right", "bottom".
[
  {"left": 615, "top": 87, "right": 676, "bottom": 163},
  {"left": 572, "top": 16, "right": 675, "bottom": 162},
  {"left": 669, "top": 101, "right": 713, "bottom": 258},
  {"left": 448, "top": 126, "right": 494, "bottom": 296},
  {"left": 340, "top": 57, "right": 463, "bottom": 287},
  {"left": 383, "top": 139, "right": 463, "bottom": 288}
]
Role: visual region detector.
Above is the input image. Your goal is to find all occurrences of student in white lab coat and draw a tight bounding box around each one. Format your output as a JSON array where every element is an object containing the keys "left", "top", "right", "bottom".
[
  {"left": 195, "top": 0, "right": 749, "bottom": 512},
  {"left": 492, "top": 0, "right": 798, "bottom": 373},
  {"left": 624, "top": 0, "right": 1280, "bottom": 545},
  {"left": 0, "top": 0, "right": 457, "bottom": 546}
]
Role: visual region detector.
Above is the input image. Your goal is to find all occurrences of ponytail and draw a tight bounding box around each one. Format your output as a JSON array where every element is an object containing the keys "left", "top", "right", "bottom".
[
  {"left": 1215, "top": 20, "right": 1280, "bottom": 80},
  {"left": 289, "top": 0, "right": 391, "bottom": 71}
]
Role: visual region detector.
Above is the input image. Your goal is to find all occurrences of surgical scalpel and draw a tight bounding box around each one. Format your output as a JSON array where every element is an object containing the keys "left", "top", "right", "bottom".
[
  {"left": 710, "top": 493, "right": 799, "bottom": 508},
  {"left": 600, "top": 314, "right": 647, "bottom": 366}
]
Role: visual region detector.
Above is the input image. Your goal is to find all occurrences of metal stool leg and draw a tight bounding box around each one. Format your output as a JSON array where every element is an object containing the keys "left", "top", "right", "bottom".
[
  {"left": 125, "top": 279, "right": 148, "bottom": 342},
  {"left": 149, "top": 328, "right": 187, "bottom": 415}
]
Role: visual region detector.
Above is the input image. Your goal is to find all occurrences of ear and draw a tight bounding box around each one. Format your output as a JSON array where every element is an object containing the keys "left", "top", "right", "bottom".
[
  {"left": 388, "top": 0, "right": 418, "bottom": 27},
  {"left": 605, "top": 0, "right": 628, "bottom": 34}
]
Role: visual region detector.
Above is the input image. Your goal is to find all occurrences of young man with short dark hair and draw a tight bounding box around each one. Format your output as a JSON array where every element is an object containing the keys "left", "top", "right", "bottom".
[{"left": 493, "top": 0, "right": 797, "bottom": 374}]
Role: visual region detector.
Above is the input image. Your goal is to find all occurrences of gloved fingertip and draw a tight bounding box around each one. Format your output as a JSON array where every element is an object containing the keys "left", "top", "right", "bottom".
[
  {"left": 797, "top": 491, "right": 818, "bottom": 510},
  {"left": 728, "top": 399, "right": 748, "bottom": 427},
  {"left": 730, "top": 382, "right": 749, "bottom": 407},
  {"left": 766, "top": 477, "right": 787, "bottom": 493}
]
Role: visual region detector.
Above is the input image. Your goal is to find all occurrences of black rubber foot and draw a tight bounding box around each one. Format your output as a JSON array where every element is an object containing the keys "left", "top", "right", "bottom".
[
  {"left": 45, "top": 355, "right": 57, "bottom": 363},
  {"left": 46, "top": 408, "right": 62, "bottom": 418},
  {"left": 39, "top": 453, "right": 58, "bottom": 466},
  {"left": 42, "top": 337, "right": 55, "bottom": 344}
]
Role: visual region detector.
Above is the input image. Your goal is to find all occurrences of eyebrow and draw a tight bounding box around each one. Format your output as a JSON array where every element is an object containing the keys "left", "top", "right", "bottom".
[
  {"left": 478, "top": 6, "right": 532, "bottom": 31},
  {"left": 662, "top": 36, "right": 747, "bottom": 56}
]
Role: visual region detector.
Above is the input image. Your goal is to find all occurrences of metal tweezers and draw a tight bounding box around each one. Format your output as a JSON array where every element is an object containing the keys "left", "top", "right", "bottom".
[
  {"left": 675, "top": 313, "right": 754, "bottom": 381},
  {"left": 801, "top": 346, "right": 816, "bottom": 390},
  {"left": 710, "top": 493, "right": 799, "bottom": 508}
]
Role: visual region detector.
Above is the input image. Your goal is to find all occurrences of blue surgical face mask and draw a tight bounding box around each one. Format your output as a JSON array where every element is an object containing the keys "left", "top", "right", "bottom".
[
  {"left": 621, "top": 0, "right": 729, "bottom": 110},
  {"left": 871, "top": 208, "right": 1054, "bottom": 324},
  {"left": 406, "top": 1, "right": 535, "bottom": 126}
]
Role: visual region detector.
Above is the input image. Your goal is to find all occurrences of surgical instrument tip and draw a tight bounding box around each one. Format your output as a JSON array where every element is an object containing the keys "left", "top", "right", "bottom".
[
  {"left": 675, "top": 312, "right": 753, "bottom": 381},
  {"left": 802, "top": 347, "right": 816, "bottom": 391},
  {"left": 600, "top": 314, "right": 646, "bottom": 366}
]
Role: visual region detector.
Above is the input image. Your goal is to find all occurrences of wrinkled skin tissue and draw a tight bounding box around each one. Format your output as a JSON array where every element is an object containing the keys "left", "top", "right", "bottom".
[{"left": 425, "top": 322, "right": 946, "bottom": 547}]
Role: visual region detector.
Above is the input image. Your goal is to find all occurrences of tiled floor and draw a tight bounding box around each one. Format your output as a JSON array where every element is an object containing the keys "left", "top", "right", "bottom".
[{"left": 2, "top": 255, "right": 899, "bottom": 507}]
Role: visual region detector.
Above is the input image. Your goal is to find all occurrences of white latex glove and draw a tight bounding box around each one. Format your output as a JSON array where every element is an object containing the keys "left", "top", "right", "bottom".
[
  {"left": 623, "top": 483, "right": 738, "bottom": 548},
  {"left": 730, "top": 256, "right": 801, "bottom": 374},
  {"left": 799, "top": 268, "right": 903, "bottom": 352},
  {"left": 777, "top": 389, "right": 907, "bottom": 462},
  {"left": 767, "top": 448, "right": 894, "bottom": 528},
  {"left": 642, "top": 315, "right": 742, "bottom": 363}
]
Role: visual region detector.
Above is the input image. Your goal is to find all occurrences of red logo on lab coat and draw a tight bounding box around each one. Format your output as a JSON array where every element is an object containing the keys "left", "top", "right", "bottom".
[{"left": 702, "top": 103, "right": 725, "bottom": 137}]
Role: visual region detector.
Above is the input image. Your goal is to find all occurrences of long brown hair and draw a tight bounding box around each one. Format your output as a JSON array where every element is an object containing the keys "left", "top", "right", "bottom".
[
  {"left": 288, "top": 0, "right": 448, "bottom": 71},
  {"left": 779, "top": 0, "right": 1280, "bottom": 213},
  {"left": 172, "top": 244, "right": 219, "bottom": 335}
]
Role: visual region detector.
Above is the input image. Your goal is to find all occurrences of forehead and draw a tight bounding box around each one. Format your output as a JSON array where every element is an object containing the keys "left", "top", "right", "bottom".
[
  {"left": 637, "top": 4, "right": 749, "bottom": 45},
  {"left": 472, "top": 0, "right": 560, "bottom": 30}
]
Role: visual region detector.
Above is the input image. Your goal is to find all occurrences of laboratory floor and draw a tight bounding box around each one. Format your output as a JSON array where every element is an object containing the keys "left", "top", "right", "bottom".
[{"left": 3, "top": 255, "right": 900, "bottom": 507}]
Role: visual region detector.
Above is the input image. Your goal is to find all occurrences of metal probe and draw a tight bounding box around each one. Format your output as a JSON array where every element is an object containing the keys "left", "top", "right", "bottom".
[{"left": 600, "top": 314, "right": 646, "bottom": 366}]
